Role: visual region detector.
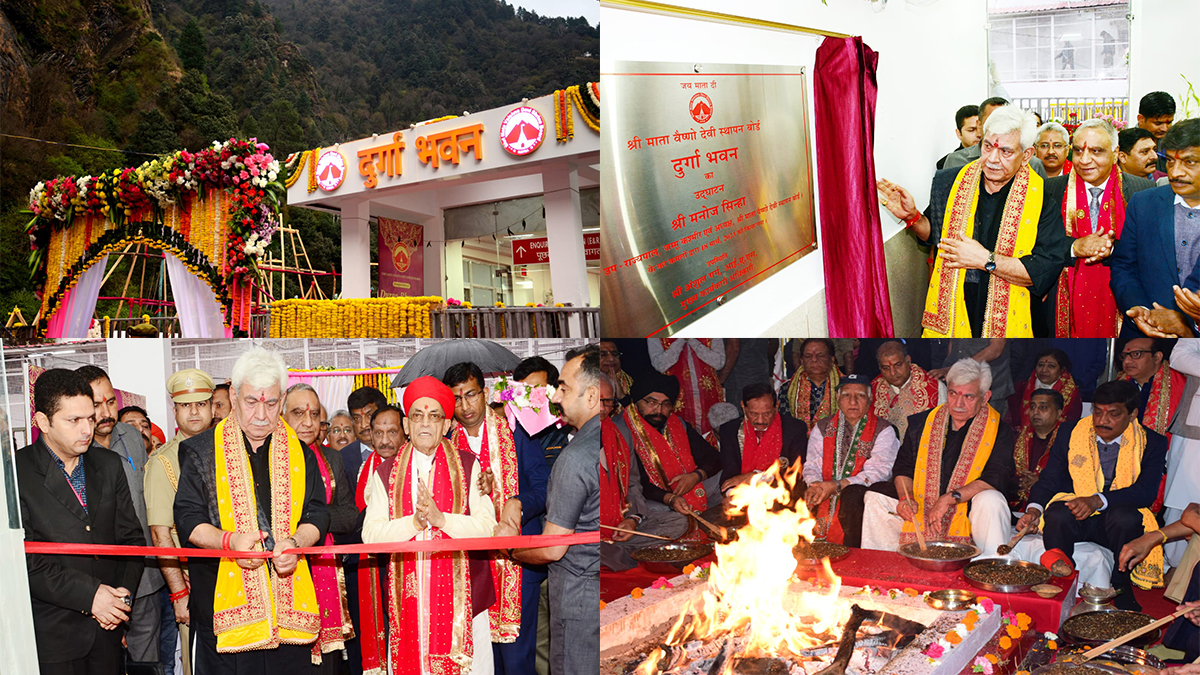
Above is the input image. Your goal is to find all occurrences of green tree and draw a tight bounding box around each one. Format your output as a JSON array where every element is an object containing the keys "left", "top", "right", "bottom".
[
  {"left": 257, "top": 98, "right": 304, "bottom": 155},
  {"left": 125, "top": 109, "right": 181, "bottom": 156},
  {"left": 177, "top": 19, "right": 207, "bottom": 71}
]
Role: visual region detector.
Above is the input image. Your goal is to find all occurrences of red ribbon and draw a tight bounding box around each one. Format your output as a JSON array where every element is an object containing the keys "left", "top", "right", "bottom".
[{"left": 24, "top": 532, "right": 597, "bottom": 558}]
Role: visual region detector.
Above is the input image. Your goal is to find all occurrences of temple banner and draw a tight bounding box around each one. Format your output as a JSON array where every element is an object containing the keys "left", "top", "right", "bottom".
[
  {"left": 599, "top": 61, "right": 817, "bottom": 337},
  {"left": 377, "top": 216, "right": 424, "bottom": 297}
]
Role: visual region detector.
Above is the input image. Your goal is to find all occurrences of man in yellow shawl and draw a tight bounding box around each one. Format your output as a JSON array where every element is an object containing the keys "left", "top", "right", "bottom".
[
  {"left": 861, "top": 358, "right": 1015, "bottom": 557},
  {"left": 1016, "top": 380, "right": 1169, "bottom": 611},
  {"left": 878, "top": 106, "right": 1072, "bottom": 337},
  {"left": 175, "top": 347, "right": 327, "bottom": 673}
]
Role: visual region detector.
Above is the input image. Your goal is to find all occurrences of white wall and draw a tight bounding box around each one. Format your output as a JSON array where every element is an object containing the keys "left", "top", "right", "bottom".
[
  {"left": 601, "top": 0, "right": 989, "bottom": 337},
  {"left": 107, "top": 339, "right": 174, "bottom": 435},
  {"left": 1128, "top": 0, "right": 1200, "bottom": 120}
]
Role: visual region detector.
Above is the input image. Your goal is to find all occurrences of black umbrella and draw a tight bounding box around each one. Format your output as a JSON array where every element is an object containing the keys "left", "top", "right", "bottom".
[{"left": 392, "top": 339, "right": 522, "bottom": 387}]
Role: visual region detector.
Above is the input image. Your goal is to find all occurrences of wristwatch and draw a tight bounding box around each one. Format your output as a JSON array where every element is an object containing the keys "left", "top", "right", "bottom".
[
  {"left": 951, "top": 490, "right": 963, "bottom": 504},
  {"left": 984, "top": 251, "right": 997, "bottom": 274}
]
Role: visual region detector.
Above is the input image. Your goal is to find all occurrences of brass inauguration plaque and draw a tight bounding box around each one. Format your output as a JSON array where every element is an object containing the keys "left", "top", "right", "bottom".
[{"left": 600, "top": 61, "right": 817, "bottom": 337}]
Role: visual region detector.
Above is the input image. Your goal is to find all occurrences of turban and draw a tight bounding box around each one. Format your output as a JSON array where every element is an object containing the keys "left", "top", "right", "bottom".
[
  {"left": 402, "top": 375, "right": 455, "bottom": 416},
  {"left": 631, "top": 371, "right": 680, "bottom": 404}
]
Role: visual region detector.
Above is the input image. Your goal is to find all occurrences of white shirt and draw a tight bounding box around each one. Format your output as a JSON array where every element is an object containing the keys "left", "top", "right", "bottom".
[
  {"left": 802, "top": 419, "right": 900, "bottom": 487},
  {"left": 1176, "top": 194, "right": 1200, "bottom": 210}
]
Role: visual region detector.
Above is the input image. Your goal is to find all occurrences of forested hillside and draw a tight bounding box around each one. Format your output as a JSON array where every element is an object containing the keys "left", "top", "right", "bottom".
[{"left": 0, "top": 0, "right": 598, "bottom": 320}]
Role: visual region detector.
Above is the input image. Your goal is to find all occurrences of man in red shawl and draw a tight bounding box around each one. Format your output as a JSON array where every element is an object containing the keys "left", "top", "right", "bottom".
[
  {"left": 1118, "top": 338, "right": 1185, "bottom": 512},
  {"left": 601, "top": 374, "right": 688, "bottom": 570},
  {"left": 1046, "top": 119, "right": 1155, "bottom": 337},
  {"left": 362, "top": 377, "right": 497, "bottom": 675},
  {"left": 871, "top": 340, "right": 942, "bottom": 438},
  {"left": 282, "top": 383, "right": 356, "bottom": 672},
  {"left": 614, "top": 371, "right": 722, "bottom": 519},
  {"left": 1010, "top": 389, "right": 1065, "bottom": 511},
  {"left": 443, "top": 361, "right": 549, "bottom": 674},
  {"left": 803, "top": 374, "right": 900, "bottom": 547},
  {"left": 649, "top": 338, "right": 725, "bottom": 436},
  {"left": 716, "top": 382, "right": 808, "bottom": 498}
]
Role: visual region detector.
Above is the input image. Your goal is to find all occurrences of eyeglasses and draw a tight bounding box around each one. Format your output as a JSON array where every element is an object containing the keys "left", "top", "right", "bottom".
[
  {"left": 329, "top": 425, "right": 353, "bottom": 435},
  {"left": 319, "top": 421, "right": 330, "bottom": 429},
  {"left": 1121, "top": 350, "right": 1150, "bottom": 360},
  {"left": 601, "top": 397, "right": 617, "bottom": 408},
  {"left": 1037, "top": 142, "right": 1067, "bottom": 151},
  {"left": 409, "top": 411, "right": 446, "bottom": 424},
  {"left": 639, "top": 396, "right": 674, "bottom": 412},
  {"left": 454, "top": 389, "right": 483, "bottom": 407},
  {"left": 982, "top": 139, "right": 1018, "bottom": 160}
]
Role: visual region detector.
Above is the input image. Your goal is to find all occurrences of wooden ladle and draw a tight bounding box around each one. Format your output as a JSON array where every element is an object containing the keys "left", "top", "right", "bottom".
[{"left": 998, "top": 517, "right": 1038, "bottom": 556}]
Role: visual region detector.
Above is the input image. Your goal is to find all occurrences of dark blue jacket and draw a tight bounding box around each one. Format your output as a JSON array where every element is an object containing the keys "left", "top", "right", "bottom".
[
  {"left": 340, "top": 439, "right": 367, "bottom": 491},
  {"left": 1027, "top": 418, "right": 1167, "bottom": 511},
  {"left": 513, "top": 423, "right": 550, "bottom": 537},
  {"left": 1111, "top": 185, "right": 1200, "bottom": 336}
]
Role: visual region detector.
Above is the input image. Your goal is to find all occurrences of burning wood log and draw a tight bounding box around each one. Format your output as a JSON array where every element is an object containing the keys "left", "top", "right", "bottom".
[
  {"left": 813, "top": 604, "right": 870, "bottom": 675},
  {"left": 707, "top": 637, "right": 734, "bottom": 675}
]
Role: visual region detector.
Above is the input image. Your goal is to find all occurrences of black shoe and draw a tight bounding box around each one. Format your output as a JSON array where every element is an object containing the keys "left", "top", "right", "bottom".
[{"left": 1113, "top": 587, "right": 1141, "bottom": 612}]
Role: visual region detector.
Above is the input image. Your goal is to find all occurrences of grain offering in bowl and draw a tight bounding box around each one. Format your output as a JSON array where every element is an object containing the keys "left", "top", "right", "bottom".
[
  {"left": 965, "top": 562, "right": 1048, "bottom": 586},
  {"left": 900, "top": 542, "right": 974, "bottom": 560},
  {"left": 794, "top": 542, "right": 849, "bottom": 560},
  {"left": 1063, "top": 612, "right": 1155, "bottom": 642}
]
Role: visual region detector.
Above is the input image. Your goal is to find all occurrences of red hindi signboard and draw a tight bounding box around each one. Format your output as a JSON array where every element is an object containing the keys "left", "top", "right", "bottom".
[
  {"left": 377, "top": 217, "right": 424, "bottom": 297},
  {"left": 512, "top": 233, "right": 600, "bottom": 265}
]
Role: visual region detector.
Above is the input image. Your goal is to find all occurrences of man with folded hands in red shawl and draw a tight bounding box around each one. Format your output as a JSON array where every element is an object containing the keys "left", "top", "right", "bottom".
[
  {"left": 362, "top": 377, "right": 497, "bottom": 675},
  {"left": 1044, "top": 119, "right": 1155, "bottom": 337},
  {"left": 803, "top": 374, "right": 900, "bottom": 547},
  {"left": 612, "top": 371, "right": 723, "bottom": 521}
]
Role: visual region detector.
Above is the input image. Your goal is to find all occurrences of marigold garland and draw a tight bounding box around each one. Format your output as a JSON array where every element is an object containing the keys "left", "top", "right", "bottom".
[
  {"left": 568, "top": 85, "right": 600, "bottom": 133},
  {"left": 283, "top": 150, "right": 310, "bottom": 189},
  {"left": 307, "top": 147, "right": 321, "bottom": 193},
  {"left": 269, "top": 297, "right": 444, "bottom": 338}
]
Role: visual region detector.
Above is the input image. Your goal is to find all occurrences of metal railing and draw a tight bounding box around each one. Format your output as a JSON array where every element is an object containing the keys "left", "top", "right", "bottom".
[
  {"left": 1011, "top": 97, "right": 1129, "bottom": 126},
  {"left": 431, "top": 307, "right": 601, "bottom": 338}
]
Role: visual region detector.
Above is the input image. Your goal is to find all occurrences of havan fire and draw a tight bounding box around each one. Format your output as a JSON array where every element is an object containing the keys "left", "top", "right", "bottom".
[{"left": 626, "top": 464, "right": 929, "bottom": 675}]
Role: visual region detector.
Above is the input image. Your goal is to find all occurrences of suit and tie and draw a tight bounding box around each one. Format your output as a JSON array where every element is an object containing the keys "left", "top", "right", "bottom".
[
  {"left": 1035, "top": 172, "right": 1155, "bottom": 335},
  {"left": 17, "top": 438, "right": 146, "bottom": 672},
  {"left": 1111, "top": 185, "right": 1200, "bottom": 336}
]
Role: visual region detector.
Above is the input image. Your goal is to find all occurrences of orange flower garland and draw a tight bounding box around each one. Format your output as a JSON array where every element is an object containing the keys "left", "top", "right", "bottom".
[{"left": 269, "top": 297, "right": 443, "bottom": 337}]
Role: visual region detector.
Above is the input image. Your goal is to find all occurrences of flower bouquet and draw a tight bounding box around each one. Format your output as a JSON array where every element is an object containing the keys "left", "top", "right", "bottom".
[{"left": 489, "top": 375, "right": 562, "bottom": 436}]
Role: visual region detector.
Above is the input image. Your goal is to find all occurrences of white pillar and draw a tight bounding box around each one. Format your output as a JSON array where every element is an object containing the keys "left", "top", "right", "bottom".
[
  {"left": 341, "top": 200, "right": 371, "bottom": 299},
  {"left": 107, "top": 338, "right": 174, "bottom": 436},
  {"left": 543, "top": 164, "right": 588, "bottom": 335},
  {"left": 445, "top": 239, "right": 465, "bottom": 302},
  {"left": 424, "top": 210, "right": 446, "bottom": 298}
]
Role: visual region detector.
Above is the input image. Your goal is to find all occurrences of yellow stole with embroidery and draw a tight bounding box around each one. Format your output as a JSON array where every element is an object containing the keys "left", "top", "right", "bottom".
[
  {"left": 1043, "top": 416, "right": 1164, "bottom": 589},
  {"left": 922, "top": 161, "right": 1042, "bottom": 338},
  {"left": 212, "top": 416, "right": 319, "bottom": 652},
  {"left": 903, "top": 405, "right": 998, "bottom": 543}
]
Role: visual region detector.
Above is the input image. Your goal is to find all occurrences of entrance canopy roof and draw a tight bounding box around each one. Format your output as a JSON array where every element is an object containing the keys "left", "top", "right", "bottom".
[{"left": 286, "top": 90, "right": 600, "bottom": 222}]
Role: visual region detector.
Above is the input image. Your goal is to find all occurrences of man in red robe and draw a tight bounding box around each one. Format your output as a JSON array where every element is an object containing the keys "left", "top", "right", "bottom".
[{"left": 362, "top": 377, "right": 497, "bottom": 675}]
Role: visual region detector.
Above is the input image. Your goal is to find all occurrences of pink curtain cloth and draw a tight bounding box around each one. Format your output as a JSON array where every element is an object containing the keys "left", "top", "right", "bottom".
[
  {"left": 45, "top": 254, "right": 109, "bottom": 338},
  {"left": 164, "top": 253, "right": 230, "bottom": 337},
  {"left": 814, "top": 36, "right": 895, "bottom": 337}
]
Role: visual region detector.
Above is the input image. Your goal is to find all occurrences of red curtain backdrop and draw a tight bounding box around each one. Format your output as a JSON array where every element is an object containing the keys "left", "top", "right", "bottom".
[{"left": 814, "top": 36, "right": 895, "bottom": 337}]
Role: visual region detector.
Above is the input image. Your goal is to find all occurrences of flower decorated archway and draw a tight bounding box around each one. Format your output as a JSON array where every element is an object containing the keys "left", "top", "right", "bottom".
[{"left": 25, "top": 138, "right": 283, "bottom": 336}]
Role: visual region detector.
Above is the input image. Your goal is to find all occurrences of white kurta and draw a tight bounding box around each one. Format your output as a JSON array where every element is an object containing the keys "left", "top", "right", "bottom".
[{"left": 362, "top": 448, "right": 498, "bottom": 675}]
